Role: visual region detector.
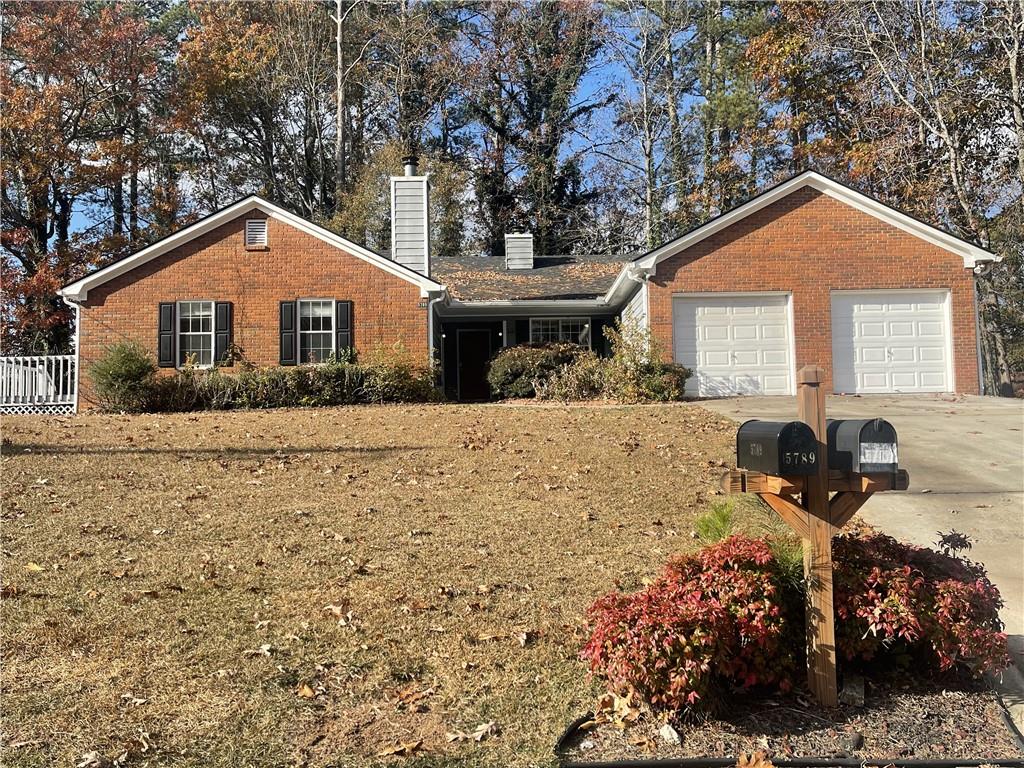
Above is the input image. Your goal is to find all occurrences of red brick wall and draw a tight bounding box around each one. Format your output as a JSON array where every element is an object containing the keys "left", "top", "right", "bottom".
[
  {"left": 647, "top": 188, "right": 980, "bottom": 394},
  {"left": 77, "top": 207, "right": 428, "bottom": 405}
]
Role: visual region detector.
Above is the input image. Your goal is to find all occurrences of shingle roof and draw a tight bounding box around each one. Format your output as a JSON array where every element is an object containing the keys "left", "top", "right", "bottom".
[{"left": 431, "top": 252, "right": 629, "bottom": 301}]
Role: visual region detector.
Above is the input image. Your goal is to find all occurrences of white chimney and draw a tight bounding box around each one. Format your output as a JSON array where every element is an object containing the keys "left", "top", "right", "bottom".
[
  {"left": 390, "top": 154, "right": 430, "bottom": 276},
  {"left": 504, "top": 233, "right": 534, "bottom": 270}
]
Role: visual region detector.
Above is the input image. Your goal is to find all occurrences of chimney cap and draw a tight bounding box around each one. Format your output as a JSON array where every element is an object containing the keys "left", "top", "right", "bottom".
[{"left": 401, "top": 154, "right": 419, "bottom": 176}]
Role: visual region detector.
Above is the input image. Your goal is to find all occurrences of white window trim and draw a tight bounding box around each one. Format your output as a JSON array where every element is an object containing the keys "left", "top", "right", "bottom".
[
  {"left": 297, "top": 298, "right": 336, "bottom": 365},
  {"left": 245, "top": 218, "right": 268, "bottom": 247},
  {"left": 529, "top": 317, "right": 593, "bottom": 348},
  {"left": 176, "top": 300, "right": 215, "bottom": 370}
]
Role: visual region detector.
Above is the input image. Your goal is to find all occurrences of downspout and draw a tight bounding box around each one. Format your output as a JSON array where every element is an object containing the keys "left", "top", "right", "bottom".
[{"left": 426, "top": 290, "right": 446, "bottom": 391}]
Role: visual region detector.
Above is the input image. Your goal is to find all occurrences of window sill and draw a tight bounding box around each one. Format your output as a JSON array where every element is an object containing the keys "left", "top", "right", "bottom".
[{"left": 245, "top": 245, "right": 269, "bottom": 252}]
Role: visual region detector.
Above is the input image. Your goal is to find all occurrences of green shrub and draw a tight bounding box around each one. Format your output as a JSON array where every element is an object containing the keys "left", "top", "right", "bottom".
[
  {"left": 140, "top": 347, "right": 435, "bottom": 413},
  {"left": 693, "top": 500, "right": 735, "bottom": 544},
  {"left": 487, "top": 342, "right": 594, "bottom": 398},
  {"left": 535, "top": 349, "right": 605, "bottom": 401},
  {"left": 489, "top": 322, "right": 690, "bottom": 403},
  {"left": 602, "top": 321, "right": 690, "bottom": 403},
  {"left": 89, "top": 341, "right": 157, "bottom": 412},
  {"left": 361, "top": 344, "right": 438, "bottom": 404}
]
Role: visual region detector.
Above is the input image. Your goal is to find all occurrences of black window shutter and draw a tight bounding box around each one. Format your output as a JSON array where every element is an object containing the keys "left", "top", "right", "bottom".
[
  {"left": 280, "top": 301, "right": 297, "bottom": 366},
  {"left": 158, "top": 303, "right": 175, "bottom": 367},
  {"left": 335, "top": 300, "right": 353, "bottom": 355},
  {"left": 214, "top": 302, "right": 233, "bottom": 366}
]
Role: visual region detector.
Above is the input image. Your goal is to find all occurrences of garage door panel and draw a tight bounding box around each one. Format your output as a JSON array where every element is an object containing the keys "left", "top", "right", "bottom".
[
  {"left": 890, "top": 347, "right": 916, "bottom": 363},
  {"left": 832, "top": 291, "right": 951, "bottom": 394},
  {"left": 861, "top": 347, "right": 887, "bottom": 363},
  {"left": 673, "top": 295, "right": 793, "bottom": 397},
  {"left": 704, "top": 325, "right": 729, "bottom": 341}
]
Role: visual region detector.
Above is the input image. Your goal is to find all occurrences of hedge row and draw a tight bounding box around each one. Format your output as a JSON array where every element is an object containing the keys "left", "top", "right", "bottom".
[{"left": 89, "top": 341, "right": 438, "bottom": 412}]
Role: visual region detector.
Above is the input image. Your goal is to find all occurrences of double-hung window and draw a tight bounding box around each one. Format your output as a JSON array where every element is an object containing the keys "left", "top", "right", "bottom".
[
  {"left": 529, "top": 317, "right": 591, "bottom": 348},
  {"left": 178, "top": 301, "right": 215, "bottom": 367},
  {"left": 299, "top": 299, "right": 334, "bottom": 363}
]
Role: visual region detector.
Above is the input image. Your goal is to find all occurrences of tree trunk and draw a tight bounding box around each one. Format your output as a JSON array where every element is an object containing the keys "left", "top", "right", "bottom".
[
  {"left": 334, "top": 0, "right": 346, "bottom": 212},
  {"left": 977, "top": 275, "right": 1015, "bottom": 396}
]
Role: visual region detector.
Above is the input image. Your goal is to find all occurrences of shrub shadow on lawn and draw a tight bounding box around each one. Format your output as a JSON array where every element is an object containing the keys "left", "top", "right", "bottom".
[{"left": 2, "top": 442, "right": 427, "bottom": 458}]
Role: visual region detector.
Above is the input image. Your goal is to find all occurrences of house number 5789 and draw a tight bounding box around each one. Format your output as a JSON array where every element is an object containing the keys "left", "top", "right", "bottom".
[{"left": 784, "top": 451, "right": 815, "bottom": 466}]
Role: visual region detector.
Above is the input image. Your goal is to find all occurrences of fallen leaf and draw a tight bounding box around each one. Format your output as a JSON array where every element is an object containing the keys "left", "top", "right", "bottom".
[
  {"left": 24, "top": 562, "right": 45, "bottom": 573},
  {"left": 76, "top": 752, "right": 111, "bottom": 768},
  {"left": 738, "top": 751, "right": 774, "bottom": 768},
  {"left": 242, "top": 644, "right": 273, "bottom": 658},
  {"left": 516, "top": 629, "right": 537, "bottom": 647},
  {"left": 376, "top": 739, "right": 422, "bottom": 757},
  {"left": 447, "top": 721, "right": 499, "bottom": 743},
  {"left": 296, "top": 682, "right": 316, "bottom": 699}
]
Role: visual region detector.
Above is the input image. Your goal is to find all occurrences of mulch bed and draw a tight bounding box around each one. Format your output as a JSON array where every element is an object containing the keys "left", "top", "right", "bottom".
[{"left": 561, "top": 671, "right": 1023, "bottom": 763}]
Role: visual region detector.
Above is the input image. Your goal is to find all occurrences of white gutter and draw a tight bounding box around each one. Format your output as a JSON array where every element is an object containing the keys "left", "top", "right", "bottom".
[
  {"left": 603, "top": 263, "right": 653, "bottom": 307},
  {"left": 441, "top": 298, "right": 611, "bottom": 315}
]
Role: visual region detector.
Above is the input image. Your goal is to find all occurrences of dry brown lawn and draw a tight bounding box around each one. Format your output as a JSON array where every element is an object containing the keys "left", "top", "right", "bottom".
[{"left": 1, "top": 403, "right": 757, "bottom": 767}]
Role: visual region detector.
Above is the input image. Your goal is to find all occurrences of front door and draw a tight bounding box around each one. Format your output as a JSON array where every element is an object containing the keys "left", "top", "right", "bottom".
[{"left": 457, "top": 329, "right": 493, "bottom": 401}]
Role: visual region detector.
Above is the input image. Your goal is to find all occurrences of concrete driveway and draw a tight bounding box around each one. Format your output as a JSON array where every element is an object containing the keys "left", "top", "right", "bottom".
[{"left": 700, "top": 394, "right": 1024, "bottom": 708}]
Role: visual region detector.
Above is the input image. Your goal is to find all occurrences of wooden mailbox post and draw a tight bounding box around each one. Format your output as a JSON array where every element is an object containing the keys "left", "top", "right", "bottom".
[{"left": 721, "top": 365, "right": 909, "bottom": 707}]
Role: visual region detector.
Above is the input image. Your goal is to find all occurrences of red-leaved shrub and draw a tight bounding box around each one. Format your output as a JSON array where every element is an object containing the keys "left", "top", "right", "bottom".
[
  {"left": 832, "top": 533, "right": 1009, "bottom": 674},
  {"left": 580, "top": 536, "right": 797, "bottom": 715},
  {"left": 582, "top": 533, "right": 1009, "bottom": 716}
]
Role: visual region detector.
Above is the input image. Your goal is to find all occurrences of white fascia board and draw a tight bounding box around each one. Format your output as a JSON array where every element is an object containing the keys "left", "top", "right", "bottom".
[
  {"left": 60, "top": 195, "right": 444, "bottom": 302},
  {"left": 632, "top": 171, "right": 998, "bottom": 272},
  {"left": 441, "top": 298, "right": 609, "bottom": 317}
]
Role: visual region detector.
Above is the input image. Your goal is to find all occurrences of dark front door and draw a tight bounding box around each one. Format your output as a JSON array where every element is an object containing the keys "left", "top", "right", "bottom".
[{"left": 457, "top": 329, "right": 493, "bottom": 401}]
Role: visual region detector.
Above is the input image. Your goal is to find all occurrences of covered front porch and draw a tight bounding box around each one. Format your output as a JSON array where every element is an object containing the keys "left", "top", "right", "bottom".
[{"left": 435, "top": 303, "right": 617, "bottom": 401}]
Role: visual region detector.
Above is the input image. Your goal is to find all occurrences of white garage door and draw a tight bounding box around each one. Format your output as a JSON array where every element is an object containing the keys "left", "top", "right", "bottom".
[
  {"left": 831, "top": 290, "right": 952, "bottom": 394},
  {"left": 673, "top": 294, "right": 794, "bottom": 397}
]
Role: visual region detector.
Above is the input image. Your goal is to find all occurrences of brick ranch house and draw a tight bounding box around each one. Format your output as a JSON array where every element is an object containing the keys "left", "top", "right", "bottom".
[{"left": 59, "top": 162, "right": 999, "bottom": 406}]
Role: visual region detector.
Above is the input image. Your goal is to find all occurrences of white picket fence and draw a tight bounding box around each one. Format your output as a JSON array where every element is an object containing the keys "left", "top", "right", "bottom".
[{"left": 0, "top": 355, "right": 77, "bottom": 415}]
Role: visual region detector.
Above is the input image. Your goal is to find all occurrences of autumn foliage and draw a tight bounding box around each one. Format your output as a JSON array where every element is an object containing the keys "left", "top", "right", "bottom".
[
  {"left": 833, "top": 533, "right": 1009, "bottom": 675},
  {"left": 582, "top": 534, "right": 1008, "bottom": 716},
  {"left": 581, "top": 536, "right": 798, "bottom": 715}
]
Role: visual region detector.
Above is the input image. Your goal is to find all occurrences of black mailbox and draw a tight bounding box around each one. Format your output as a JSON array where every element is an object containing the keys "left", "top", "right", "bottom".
[
  {"left": 827, "top": 418, "right": 899, "bottom": 473},
  {"left": 736, "top": 420, "right": 820, "bottom": 476}
]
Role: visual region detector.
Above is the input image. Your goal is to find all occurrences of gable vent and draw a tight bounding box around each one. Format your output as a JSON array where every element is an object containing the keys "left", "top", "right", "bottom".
[
  {"left": 505, "top": 233, "right": 533, "bottom": 270},
  {"left": 245, "top": 218, "right": 268, "bottom": 247}
]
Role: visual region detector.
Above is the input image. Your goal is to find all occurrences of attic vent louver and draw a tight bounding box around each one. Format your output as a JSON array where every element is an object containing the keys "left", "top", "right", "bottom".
[
  {"left": 505, "top": 233, "right": 533, "bottom": 270},
  {"left": 245, "top": 218, "right": 268, "bottom": 247}
]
